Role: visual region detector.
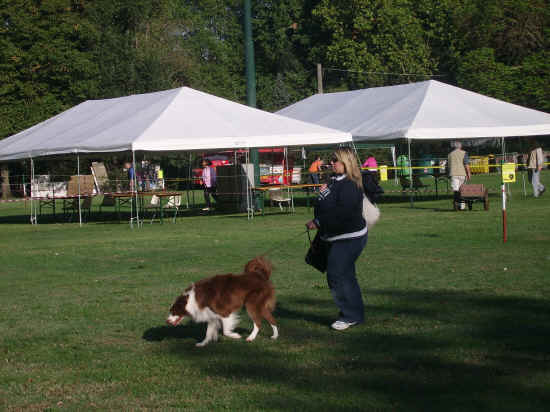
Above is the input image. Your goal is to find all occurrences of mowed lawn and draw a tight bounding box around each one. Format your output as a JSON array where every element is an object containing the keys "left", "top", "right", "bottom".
[{"left": 1, "top": 173, "right": 549, "bottom": 411}]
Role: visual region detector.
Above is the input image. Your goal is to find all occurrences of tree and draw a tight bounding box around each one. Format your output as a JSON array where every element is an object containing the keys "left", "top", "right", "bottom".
[
  {"left": 0, "top": 0, "right": 100, "bottom": 139},
  {"left": 453, "top": 0, "right": 550, "bottom": 111},
  {"left": 309, "top": 0, "right": 438, "bottom": 90},
  {"left": 252, "top": 0, "right": 315, "bottom": 110}
]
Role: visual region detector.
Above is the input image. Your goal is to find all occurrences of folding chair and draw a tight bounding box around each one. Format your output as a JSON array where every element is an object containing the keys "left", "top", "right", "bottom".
[
  {"left": 145, "top": 195, "right": 160, "bottom": 223},
  {"left": 163, "top": 195, "right": 182, "bottom": 223},
  {"left": 268, "top": 188, "right": 293, "bottom": 212}
]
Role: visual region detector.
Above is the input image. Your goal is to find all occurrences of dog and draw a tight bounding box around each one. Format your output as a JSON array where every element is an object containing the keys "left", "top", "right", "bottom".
[{"left": 166, "top": 257, "right": 278, "bottom": 347}]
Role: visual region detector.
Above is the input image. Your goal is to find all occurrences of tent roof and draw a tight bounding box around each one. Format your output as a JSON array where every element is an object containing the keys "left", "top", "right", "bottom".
[
  {"left": 0, "top": 87, "right": 351, "bottom": 161},
  {"left": 276, "top": 80, "right": 550, "bottom": 141}
]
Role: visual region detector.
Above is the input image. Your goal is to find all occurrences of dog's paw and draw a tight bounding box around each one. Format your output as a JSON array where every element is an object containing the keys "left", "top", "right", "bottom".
[
  {"left": 245, "top": 336, "right": 256, "bottom": 342},
  {"left": 224, "top": 332, "right": 241, "bottom": 339},
  {"left": 270, "top": 335, "right": 278, "bottom": 340},
  {"left": 196, "top": 341, "right": 209, "bottom": 347}
]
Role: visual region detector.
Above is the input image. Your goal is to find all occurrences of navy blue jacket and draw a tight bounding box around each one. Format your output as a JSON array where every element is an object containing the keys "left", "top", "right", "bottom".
[{"left": 314, "top": 175, "right": 367, "bottom": 241}]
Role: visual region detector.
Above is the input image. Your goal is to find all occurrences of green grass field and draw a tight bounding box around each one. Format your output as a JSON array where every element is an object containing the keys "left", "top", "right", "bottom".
[{"left": 1, "top": 172, "right": 549, "bottom": 411}]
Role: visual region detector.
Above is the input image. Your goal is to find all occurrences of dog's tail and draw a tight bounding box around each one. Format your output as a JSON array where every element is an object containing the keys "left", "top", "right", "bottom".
[{"left": 244, "top": 256, "right": 273, "bottom": 280}]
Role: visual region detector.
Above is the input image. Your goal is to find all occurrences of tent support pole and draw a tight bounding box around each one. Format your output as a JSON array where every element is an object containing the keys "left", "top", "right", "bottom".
[
  {"left": 132, "top": 150, "right": 140, "bottom": 228},
  {"left": 391, "top": 146, "right": 397, "bottom": 185},
  {"left": 188, "top": 152, "right": 194, "bottom": 208},
  {"left": 408, "top": 138, "right": 414, "bottom": 208},
  {"left": 245, "top": 149, "right": 252, "bottom": 220},
  {"left": 520, "top": 139, "right": 529, "bottom": 199},
  {"left": 284, "top": 147, "right": 293, "bottom": 211},
  {"left": 501, "top": 137, "right": 507, "bottom": 242},
  {"left": 351, "top": 141, "right": 359, "bottom": 159},
  {"left": 77, "top": 153, "right": 82, "bottom": 227},
  {"left": 30, "top": 157, "right": 37, "bottom": 225}
]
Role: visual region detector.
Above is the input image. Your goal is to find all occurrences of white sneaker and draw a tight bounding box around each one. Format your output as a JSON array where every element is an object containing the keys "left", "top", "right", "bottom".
[
  {"left": 331, "top": 320, "right": 358, "bottom": 331},
  {"left": 202, "top": 207, "right": 210, "bottom": 211}
]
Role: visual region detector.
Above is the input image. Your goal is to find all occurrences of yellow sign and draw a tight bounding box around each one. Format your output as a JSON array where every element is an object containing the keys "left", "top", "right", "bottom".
[
  {"left": 502, "top": 162, "right": 516, "bottom": 183},
  {"left": 379, "top": 165, "right": 388, "bottom": 182}
]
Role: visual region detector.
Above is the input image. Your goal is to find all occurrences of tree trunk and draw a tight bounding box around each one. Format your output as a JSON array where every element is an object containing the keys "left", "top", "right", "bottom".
[{"left": 1, "top": 164, "right": 12, "bottom": 200}]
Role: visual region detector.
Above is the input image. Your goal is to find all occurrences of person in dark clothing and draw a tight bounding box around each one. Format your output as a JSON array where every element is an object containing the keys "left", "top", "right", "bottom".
[
  {"left": 306, "top": 148, "right": 368, "bottom": 330},
  {"left": 362, "top": 170, "right": 383, "bottom": 203}
]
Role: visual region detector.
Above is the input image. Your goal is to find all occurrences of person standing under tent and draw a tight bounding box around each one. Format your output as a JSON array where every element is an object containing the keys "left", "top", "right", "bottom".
[
  {"left": 362, "top": 154, "right": 378, "bottom": 173},
  {"left": 527, "top": 139, "right": 546, "bottom": 197},
  {"left": 447, "top": 141, "right": 471, "bottom": 210},
  {"left": 157, "top": 166, "right": 165, "bottom": 190},
  {"left": 125, "top": 162, "right": 135, "bottom": 191},
  {"left": 308, "top": 156, "right": 323, "bottom": 189},
  {"left": 201, "top": 159, "right": 217, "bottom": 211},
  {"left": 396, "top": 154, "right": 410, "bottom": 177},
  {"left": 306, "top": 148, "right": 368, "bottom": 331},
  {"left": 360, "top": 154, "right": 382, "bottom": 203}
]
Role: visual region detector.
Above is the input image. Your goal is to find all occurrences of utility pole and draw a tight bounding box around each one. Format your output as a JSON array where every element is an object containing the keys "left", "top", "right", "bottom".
[
  {"left": 244, "top": 0, "right": 262, "bottom": 210},
  {"left": 317, "top": 63, "right": 323, "bottom": 94}
]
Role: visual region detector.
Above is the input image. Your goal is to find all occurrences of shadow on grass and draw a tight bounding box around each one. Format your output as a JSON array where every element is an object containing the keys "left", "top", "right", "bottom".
[
  {"left": 143, "top": 324, "right": 201, "bottom": 342},
  {"left": 0, "top": 208, "right": 253, "bottom": 224},
  {"left": 0, "top": 213, "right": 34, "bottom": 224},
  {"left": 145, "top": 289, "right": 550, "bottom": 411},
  {"left": 276, "top": 299, "right": 334, "bottom": 328}
]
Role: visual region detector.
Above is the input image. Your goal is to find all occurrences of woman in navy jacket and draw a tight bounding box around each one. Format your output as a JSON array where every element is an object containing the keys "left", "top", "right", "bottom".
[{"left": 306, "top": 148, "right": 368, "bottom": 330}]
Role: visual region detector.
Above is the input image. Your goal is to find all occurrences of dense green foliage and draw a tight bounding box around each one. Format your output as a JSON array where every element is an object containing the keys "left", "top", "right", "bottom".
[{"left": 1, "top": 0, "right": 549, "bottom": 139}]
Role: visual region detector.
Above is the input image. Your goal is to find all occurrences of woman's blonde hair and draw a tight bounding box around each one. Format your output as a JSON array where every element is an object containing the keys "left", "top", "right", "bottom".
[{"left": 333, "top": 147, "right": 363, "bottom": 189}]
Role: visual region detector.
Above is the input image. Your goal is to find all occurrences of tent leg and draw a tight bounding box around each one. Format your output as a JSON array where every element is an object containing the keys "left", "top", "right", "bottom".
[
  {"left": 77, "top": 153, "right": 82, "bottom": 227},
  {"left": 408, "top": 139, "right": 414, "bottom": 208},
  {"left": 392, "top": 146, "right": 398, "bottom": 185},
  {"left": 131, "top": 150, "right": 141, "bottom": 228},
  {"left": 245, "top": 149, "right": 253, "bottom": 220},
  {"left": 188, "top": 152, "right": 194, "bottom": 208},
  {"left": 30, "top": 157, "right": 37, "bottom": 225},
  {"left": 501, "top": 137, "right": 507, "bottom": 242}
]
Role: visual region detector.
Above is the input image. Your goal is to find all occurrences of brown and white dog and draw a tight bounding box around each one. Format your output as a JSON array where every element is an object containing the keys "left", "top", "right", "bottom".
[{"left": 166, "top": 257, "right": 278, "bottom": 347}]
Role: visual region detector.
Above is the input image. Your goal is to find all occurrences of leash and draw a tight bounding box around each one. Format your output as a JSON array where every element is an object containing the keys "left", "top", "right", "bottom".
[{"left": 260, "top": 229, "right": 309, "bottom": 257}]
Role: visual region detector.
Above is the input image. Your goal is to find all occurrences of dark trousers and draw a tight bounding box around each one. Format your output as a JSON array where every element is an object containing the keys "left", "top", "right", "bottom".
[
  {"left": 310, "top": 173, "right": 320, "bottom": 192},
  {"left": 203, "top": 186, "right": 216, "bottom": 208},
  {"left": 326, "top": 234, "right": 368, "bottom": 323}
]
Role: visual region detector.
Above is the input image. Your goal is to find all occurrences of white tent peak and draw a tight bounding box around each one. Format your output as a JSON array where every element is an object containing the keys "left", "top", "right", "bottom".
[
  {"left": 0, "top": 87, "right": 351, "bottom": 160},
  {"left": 277, "top": 80, "right": 550, "bottom": 141}
]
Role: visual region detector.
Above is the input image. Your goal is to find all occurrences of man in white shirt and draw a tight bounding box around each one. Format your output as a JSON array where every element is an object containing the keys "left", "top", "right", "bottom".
[
  {"left": 448, "top": 141, "right": 471, "bottom": 210},
  {"left": 527, "top": 140, "right": 546, "bottom": 197}
]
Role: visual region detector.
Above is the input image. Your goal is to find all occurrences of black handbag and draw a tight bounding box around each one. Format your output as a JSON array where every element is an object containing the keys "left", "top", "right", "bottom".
[{"left": 305, "top": 230, "right": 331, "bottom": 273}]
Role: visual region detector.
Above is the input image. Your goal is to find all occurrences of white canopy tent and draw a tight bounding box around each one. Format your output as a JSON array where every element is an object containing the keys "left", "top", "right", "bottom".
[
  {"left": 0, "top": 87, "right": 351, "bottom": 225},
  {"left": 277, "top": 80, "right": 550, "bottom": 228},
  {"left": 0, "top": 86, "right": 351, "bottom": 161},
  {"left": 276, "top": 80, "right": 550, "bottom": 141}
]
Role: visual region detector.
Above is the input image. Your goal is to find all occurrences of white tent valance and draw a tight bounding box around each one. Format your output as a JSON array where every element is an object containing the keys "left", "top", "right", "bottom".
[
  {"left": 0, "top": 87, "right": 351, "bottom": 161},
  {"left": 276, "top": 80, "right": 550, "bottom": 141}
]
